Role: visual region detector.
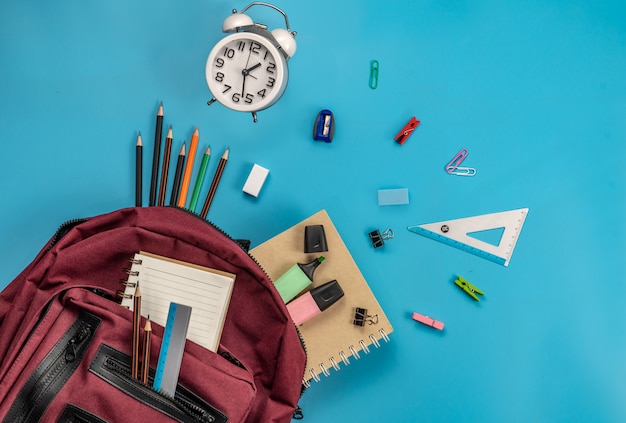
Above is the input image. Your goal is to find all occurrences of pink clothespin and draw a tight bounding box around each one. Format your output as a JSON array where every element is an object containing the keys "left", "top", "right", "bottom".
[
  {"left": 394, "top": 117, "right": 420, "bottom": 145},
  {"left": 412, "top": 311, "right": 444, "bottom": 330}
]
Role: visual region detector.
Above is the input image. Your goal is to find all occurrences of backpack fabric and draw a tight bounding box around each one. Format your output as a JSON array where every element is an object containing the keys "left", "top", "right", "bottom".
[{"left": 0, "top": 207, "right": 306, "bottom": 422}]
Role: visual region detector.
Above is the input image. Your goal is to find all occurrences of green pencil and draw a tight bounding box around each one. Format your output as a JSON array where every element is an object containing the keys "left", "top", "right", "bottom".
[{"left": 189, "top": 146, "right": 211, "bottom": 212}]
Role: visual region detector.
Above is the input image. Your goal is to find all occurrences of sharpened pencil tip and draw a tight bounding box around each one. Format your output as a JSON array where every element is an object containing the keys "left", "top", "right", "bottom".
[
  {"left": 136, "top": 132, "right": 142, "bottom": 146},
  {"left": 158, "top": 102, "right": 163, "bottom": 115}
]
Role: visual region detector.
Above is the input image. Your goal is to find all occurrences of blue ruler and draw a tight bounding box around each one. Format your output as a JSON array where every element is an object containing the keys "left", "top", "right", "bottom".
[
  {"left": 153, "top": 303, "right": 191, "bottom": 397},
  {"left": 407, "top": 208, "right": 528, "bottom": 267}
]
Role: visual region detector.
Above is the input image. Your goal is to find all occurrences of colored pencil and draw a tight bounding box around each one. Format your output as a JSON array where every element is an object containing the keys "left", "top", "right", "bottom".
[
  {"left": 135, "top": 132, "right": 142, "bottom": 207},
  {"left": 178, "top": 127, "right": 199, "bottom": 208},
  {"left": 169, "top": 143, "right": 186, "bottom": 207},
  {"left": 189, "top": 146, "right": 211, "bottom": 213},
  {"left": 158, "top": 125, "right": 173, "bottom": 206},
  {"left": 149, "top": 102, "right": 163, "bottom": 206},
  {"left": 200, "top": 147, "right": 229, "bottom": 218},
  {"left": 132, "top": 283, "right": 142, "bottom": 380},
  {"left": 141, "top": 317, "right": 152, "bottom": 385}
]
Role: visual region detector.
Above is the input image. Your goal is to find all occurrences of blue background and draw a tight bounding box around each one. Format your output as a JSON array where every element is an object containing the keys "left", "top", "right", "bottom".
[{"left": 1, "top": 1, "right": 625, "bottom": 422}]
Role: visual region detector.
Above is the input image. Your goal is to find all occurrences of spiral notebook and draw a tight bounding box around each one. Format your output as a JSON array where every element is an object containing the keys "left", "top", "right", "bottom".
[
  {"left": 250, "top": 210, "right": 393, "bottom": 385},
  {"left": 119, "top": 251, "right": 236, "bottom": 352}
]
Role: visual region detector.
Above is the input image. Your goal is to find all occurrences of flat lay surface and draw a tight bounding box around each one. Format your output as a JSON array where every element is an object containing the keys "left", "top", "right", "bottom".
[{"left": 1, "top": 1, "right": 625, "bottom": 422}]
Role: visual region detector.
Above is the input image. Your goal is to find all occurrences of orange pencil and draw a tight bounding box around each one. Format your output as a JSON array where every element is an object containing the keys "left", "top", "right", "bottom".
[{"left": 178, "top": 127, "right": 199, "bottom": 208}]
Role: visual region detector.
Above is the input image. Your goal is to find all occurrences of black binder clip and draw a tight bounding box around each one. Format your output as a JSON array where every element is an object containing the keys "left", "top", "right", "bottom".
[
  {"left": 313, "top": 109, "right": 335, "bottom": 143},
  {"left": 353, "top": 307, "right": 379, "bottom": 326},
  {"left": 368, "top": 228, "right": 394, "bottom": 248}
]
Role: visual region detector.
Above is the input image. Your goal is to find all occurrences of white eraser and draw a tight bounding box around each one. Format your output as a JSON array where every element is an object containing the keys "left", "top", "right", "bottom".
[{"left": 243, "top": 164, "right": 269, "bottom": 197}]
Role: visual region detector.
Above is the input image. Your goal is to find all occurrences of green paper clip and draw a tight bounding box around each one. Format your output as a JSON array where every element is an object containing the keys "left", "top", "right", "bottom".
[
  {"left": 369, "top": 60, "right": 379, "bottom": 89},
  {"left": 454, "top": 276, "right": 484, "bottom": 301}
]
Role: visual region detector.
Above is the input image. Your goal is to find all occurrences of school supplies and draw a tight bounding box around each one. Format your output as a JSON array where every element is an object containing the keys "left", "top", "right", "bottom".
[
  {"left": 353, "top": 307, "right": 378, "bottom": 326},
  {"left": 189, "top": 146, "right": 211, "bottom": 212},
  {"left": 394, "top": 116, "right": 420, "bottom": 144},
  {"left": 131, "top": 283, "right": 142, "bottom": 379},
  {"left": 445, "top": 147, "right": 476, "bottom": 176},
  {"left": 154, "top": 303, "right": 192, "bottom": 397},
  {"left": 407, "top": 208, "right": 529, "bottom": 267},
  {"left": 178, "top": 127, "right": 199, "bottom": 207},
  {"left": 378, "top": 188, "right": 409, "bottom": 205},
  {"left": 135, "top": 132, "right": 142, "bottom": 207},
  {"left": 251, "top": 209, "right": 393, "bottom": 385},
  {"left": 304, "top": 224, "right": 328, "bottom": 253},
  {"left": 369, "top": 59, "right": 379, "bottom": 89},
  {"left": 141, "top": 317, "right": 152, "bottom": 385},
  {"left": 242, "top": 163, "right": 269, "bottom": 197},
  {"left": 313, "top": 109, "right": 334, "bottom": 142},
  {"left": 169, "top": 143, "right": 186, "bottom": 207},
  {"left": 200, "top": 147, "right": 229, "bottom": 218},
  {"left": 149, "top": 102, "right": 163, "bottom": 207},
  {"left": 286, "top": 279, "right": 344, "bottom": 326},
  {"left": 120, "top": 251, "right": 235, "bottom": 352},
  {"left": 0, "top": 207, "right": 306, "bottom": 422},
  {"left": 157, "top": 125, "right": 173, "bottom": 206},
  {"left": 369, "top": 228, "right": 394, "bottom": 248},
  {"left": 412, "top": 312, "right": 444, "bottom": 330},
  {"left": 273, "top": 256, "right": 325, "bottom": 303},
  {"left": 454, "top": 276, "right": 484, "bottom": 301}
]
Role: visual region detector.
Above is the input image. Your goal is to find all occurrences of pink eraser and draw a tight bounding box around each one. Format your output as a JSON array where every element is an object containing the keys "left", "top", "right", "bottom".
[{"left": 412, "top": 312, "right": 444, "bottom": 330}]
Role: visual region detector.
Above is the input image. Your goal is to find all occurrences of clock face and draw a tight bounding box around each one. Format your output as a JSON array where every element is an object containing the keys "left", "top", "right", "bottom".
[{"left": 206, "top": 32, "right": 288, "bottom": 113}]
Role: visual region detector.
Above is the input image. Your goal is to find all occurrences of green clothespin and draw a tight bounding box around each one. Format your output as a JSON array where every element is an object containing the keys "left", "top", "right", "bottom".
[{"left": 454, "top": 276, "right": 484, "bottom": 301}]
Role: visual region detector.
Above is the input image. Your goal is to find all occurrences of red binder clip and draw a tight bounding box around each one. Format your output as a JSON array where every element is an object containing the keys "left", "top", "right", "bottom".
[{"left": 394, "top": 116, "right": 420, "bottom": 145}]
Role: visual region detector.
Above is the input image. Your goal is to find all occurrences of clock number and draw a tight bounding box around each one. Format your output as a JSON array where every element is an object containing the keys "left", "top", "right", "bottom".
[
  {"left": 237, "top": 41, "right": 246, "bottom": 51},
  {"left": 244, "top": 93, "right": 253, "bottom": 104},
  {"left": 222, "top": 84, "right": 232, "bottom": 94},
  {"left": 215, "top": 72, "right": 225, "bottom": 82},
  {"left": 263, "top": 50, "right": 270, "bottom": 61},
  {"left": 257, "top": 89, "right": 266, "bottom": 98},
  {"left": 223, "top": 47, "right": 235, "bottom": 59},
  {"left": 266, "top": 77, "right": 275, "bottom": 88},
  {"left": 215, "top": 57, "right": 225, "bottom": 68},
  {"left": 232, "top": 92, "right": 241, "bottom": 103},
  {"left": 249, "top": 41, "right": 261, "bottom": 55},
  {"left": 266, "top": 62, "right": 276, "bottom": 74}
]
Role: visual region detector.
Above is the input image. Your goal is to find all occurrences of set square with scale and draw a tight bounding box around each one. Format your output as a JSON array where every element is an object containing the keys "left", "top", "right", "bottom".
[{"left": 407, "top": 208, "right": 529, "bottom": 267}]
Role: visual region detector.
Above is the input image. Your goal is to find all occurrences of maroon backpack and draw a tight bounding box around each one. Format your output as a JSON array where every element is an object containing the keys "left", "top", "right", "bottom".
[{"left": 0, "top": 207, "right": 306, "bottom": 422}]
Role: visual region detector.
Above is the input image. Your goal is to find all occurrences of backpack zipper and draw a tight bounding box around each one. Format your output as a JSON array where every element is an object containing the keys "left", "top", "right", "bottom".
[
  {"left": 91, "top": 344, "right": 226, "bottom": 423},
  {"left": 3, "top": 311, "right": 101, "bottom": 423}
]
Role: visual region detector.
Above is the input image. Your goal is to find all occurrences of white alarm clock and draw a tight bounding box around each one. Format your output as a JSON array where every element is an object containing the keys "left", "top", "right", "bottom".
[{"left": 205, "top": 2, "right": 297, "bottom": 122}]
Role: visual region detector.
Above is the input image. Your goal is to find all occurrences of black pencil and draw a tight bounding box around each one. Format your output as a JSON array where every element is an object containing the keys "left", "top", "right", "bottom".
[
  {"left": 169, "top": 143, "right": 186, "bottom": 207},
  {"left": 158, "top": 125, "right": 173, "bottom": 206},
  {"left": 135, "top": 132, "right": 142, "bottom": 207},
  {"left": 149, "top": 102, "right": 163, "bottom": 206},
  {"left": 200, "top": 147, "right": 229, "bottom": 218}
]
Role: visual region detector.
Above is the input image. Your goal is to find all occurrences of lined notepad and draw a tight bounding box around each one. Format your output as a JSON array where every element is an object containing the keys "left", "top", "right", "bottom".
[{"left": 120, "top": 251, "right": 236, "bottom": 352}]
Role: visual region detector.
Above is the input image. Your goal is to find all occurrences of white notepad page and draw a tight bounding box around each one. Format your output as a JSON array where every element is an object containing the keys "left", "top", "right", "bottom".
[{"left": 121, "top": 251, "right": 236, "bottom": 352}]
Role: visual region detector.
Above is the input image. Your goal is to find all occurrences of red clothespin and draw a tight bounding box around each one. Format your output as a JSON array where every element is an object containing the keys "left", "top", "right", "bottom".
[{"left": 394, "top": 116, "right": 420, "bottom": 145}]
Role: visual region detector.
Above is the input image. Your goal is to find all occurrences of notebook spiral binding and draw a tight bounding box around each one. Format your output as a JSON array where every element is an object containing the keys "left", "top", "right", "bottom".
[
  {"left": 116, "top": 257, "right": 143, "bottom": 301},
  {"left": 302, "top": 328, "right": 390, "bottom": 388}
]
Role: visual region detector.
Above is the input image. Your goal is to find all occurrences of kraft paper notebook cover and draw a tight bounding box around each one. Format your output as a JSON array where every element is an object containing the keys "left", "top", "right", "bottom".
[{"left": 251, "top": 210, "right": 393, "bottom": 384}]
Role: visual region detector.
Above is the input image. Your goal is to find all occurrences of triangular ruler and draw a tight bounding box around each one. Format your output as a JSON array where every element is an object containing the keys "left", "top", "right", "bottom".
[{"left": 407, "top": 208, "right": 528, "bottom": 267}]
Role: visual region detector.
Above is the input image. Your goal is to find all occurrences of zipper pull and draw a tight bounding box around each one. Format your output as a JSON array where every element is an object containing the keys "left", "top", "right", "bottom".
[{"left": 65, "top": 324, "right": 92, "bottom": 363}]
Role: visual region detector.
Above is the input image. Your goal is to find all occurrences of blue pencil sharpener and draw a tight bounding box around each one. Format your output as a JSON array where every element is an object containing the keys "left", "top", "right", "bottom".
[{"left": 313, "top": 109, "right": 335, "bottom": 143}]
